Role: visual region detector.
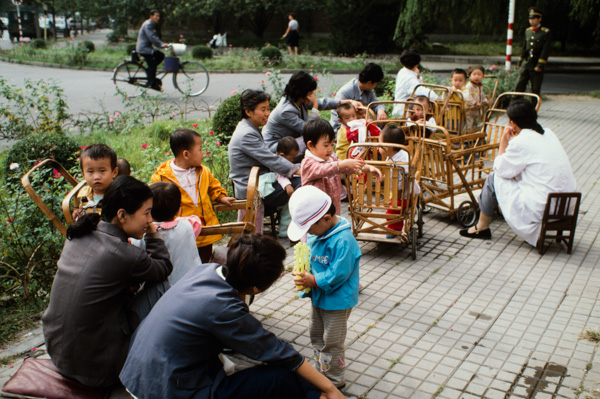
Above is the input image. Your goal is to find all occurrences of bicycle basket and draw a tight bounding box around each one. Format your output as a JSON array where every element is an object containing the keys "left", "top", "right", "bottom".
[{"left": 164, "top": 56, "right": 180, "bottom": 72}]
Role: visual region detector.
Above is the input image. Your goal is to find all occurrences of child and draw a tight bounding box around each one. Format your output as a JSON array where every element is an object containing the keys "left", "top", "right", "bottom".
[
  {"left": 152, "top": 128, "right": 236, "bottom": 263},
  {"left": 407, "top": 96, "right": 437, "bottom": 138},
  {"left": 302, "top": 119, "right": 381, "bottom": 215},
  {"left": 378, "top": 125, "right": 421, "bottom": 237},
  {"left": 449, "top": 68, "right": 468, "bottom": 102},
  {"left": 117, "top": 157, "right": 131, "bottom": 176},
  {"left": 257, "top": 136, "right": 299, "bottom": 238},
  {"left": 465, "top": 65, "right": 489, "bottom": 130},
  {"left": 73, "top": 144, "right": 118, "bottom": 220},
  {"left": 288, "top": 186, "right": 361, "bottom": 388},
  {"left": 43, "top": 176, "right": 172, "bottom": 388},
  {"left": 335, "top": 103, "right": 381, "bottom": 161},
  {"left": 131, "top": 182, "right": 203, "bottom": 285}
]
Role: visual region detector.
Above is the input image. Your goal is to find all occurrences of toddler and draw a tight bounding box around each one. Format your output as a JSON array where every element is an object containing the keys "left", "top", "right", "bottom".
[
  {"left": 131, "top": 182, "right": 202, "bottom": 285},
  {"left": 73, "top": 144, "right": 118, "bottom": 220},
  {"left": 449, "top": 68, "right": 468, "bottom": 102},
  {"left": 335, "top": 103, "right": 381, "bottom": 160},
  {"left": 288, "top": 186, "right": 361, "bottom": 388},
  {"left": 302, "top": 119, "right": 381, "bottom": 215},
  {"left": 465, "top": 66, "right": 489, "bottom": 130},
  {"left": 393, "top": 49, "right": 439, "bottom": 116},
  {"left": 152, "top": 128, "right": 236, "bottom": 263},
  {"left": 257, "top": 136, "right": 299, "bottom": 238},
  {"left": 378, "top": 125, "right": 421, "bottom": 237},
  {"left": 408, "top": 96, "right": 437, "bottom": 138}
]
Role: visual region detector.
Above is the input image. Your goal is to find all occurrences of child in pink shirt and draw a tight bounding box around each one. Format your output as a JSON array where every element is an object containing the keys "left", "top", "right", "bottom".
[{"left": 301, "top": 119, "right": 381, "bottom": 215}]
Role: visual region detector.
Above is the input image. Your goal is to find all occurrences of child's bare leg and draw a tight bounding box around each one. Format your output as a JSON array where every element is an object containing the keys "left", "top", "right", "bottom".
[{"left": 287, "top": 46, "right": 292, "bottom": 56}]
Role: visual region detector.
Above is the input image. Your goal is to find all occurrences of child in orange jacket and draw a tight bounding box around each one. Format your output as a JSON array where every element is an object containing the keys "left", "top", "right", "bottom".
[{"left": 152, "top": 128, "right": 235, "bottom": 262}]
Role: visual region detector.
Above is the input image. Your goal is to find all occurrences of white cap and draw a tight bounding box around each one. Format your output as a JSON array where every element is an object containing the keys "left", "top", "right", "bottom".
[{"left": 287, "top": 186, "right": 332, "bottom": 242}]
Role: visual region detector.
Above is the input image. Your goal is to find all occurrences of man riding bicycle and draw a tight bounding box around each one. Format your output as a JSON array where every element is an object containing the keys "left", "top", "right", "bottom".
[{"left": 136, "top": 9, "right": 169, "bottom": 91}]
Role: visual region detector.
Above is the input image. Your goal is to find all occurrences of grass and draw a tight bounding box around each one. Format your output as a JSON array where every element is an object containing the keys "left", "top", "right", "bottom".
[
  {"left": 0, "top": 42, "right": 399, "bottom": 72},
  {"left": 586, "top": 91, "right": 600, "bottom": 99},
  {"left": 0, "top": 300, "right": 44, "bottom": 347},
  {"left": 580, "top": 328, "right": 600, "bottom": 343}
]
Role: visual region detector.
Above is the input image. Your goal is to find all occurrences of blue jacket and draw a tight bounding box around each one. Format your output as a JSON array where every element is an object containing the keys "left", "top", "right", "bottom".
[
  {"left": 308, "top": 217, "right": 361, "bottom": 310},
  {"left": 120, "top": 265, "right": 304, "bottom": 399}
]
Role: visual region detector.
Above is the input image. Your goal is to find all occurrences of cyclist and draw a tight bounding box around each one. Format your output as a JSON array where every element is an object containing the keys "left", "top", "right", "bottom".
[{"left": 136, "top": 9, "right": 169, "bottom": 91}]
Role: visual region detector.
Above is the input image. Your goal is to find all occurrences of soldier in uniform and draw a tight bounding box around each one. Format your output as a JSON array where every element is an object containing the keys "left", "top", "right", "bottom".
[{"left": 515, "top": 7, "right": 551, "bottom": 95}]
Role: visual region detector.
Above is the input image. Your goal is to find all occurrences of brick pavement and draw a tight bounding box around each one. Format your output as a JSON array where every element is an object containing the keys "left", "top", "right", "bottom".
[{"left": 1, "top": 95, "right": 599, "bottom": 398}]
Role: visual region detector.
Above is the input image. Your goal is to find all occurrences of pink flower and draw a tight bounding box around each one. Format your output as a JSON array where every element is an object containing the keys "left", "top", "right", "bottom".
[
  {"left": 109, "top": 117, "right": 114, "bottom": 123},
  {"left": 209, "top": 131, "right": 214, "bottom": 135},
  {"left": 52, "top": 169, "right": 62, "bottom": 179},
  {"left": 180, "top": 34, "right": 184, "bottom": 38},
  {"left": 314, "top": 76, "right": 319, "bottom": 80},
  {"left": 114, "top": 112, "right": 120, "bottom": 117},
  {"left": 164, "top": 151, "right": 171, "bottom": 155},
  {"left": 266, "top": 43, "right": 271, "bottom": 47},
  {"left": 265, "top": 71, "right": 272, "bottom": 77},
  {"left": 142, "top": 144, "right": 148, "bottom": 149},
  {"left": 171, "top": 111, "right": 177, "bottom": 116},
  {"left": 205, "top": 151, "right": 211, "bottom": 156},
  {"left": 231, "top": 90, "right": 238, "bottom": 95},
  {"left": 31, "top": 347, "right": 37, "bottom": 351},
  {"left": 216, "top": 142, "right": 221, "bottom": 146},
  {"left": 489, "top": 64, "right": 496, "bottom": 71},
  {"left": 318, "top": 89, "right": 322, "bottom": 93},
  {"left": 192, "top": 123, "right": 198, "bottom": 128},
  {"left": 261, "top": 79, "right": 264, "bottom": 84},
  {"left": 229, "top": 44, "right": 232, "bottom": 47},
  {"left": 81, "top": 145, "right": 87, "bottom": 150},
  {"left": 126, "top": 95, "right": 130, "bottom": 99},
  {"left": 7, "top": 218, "right": 13, "bottom": 224},
  {"left": 332, "top": 93, "right": 336, "bottom": 97}
]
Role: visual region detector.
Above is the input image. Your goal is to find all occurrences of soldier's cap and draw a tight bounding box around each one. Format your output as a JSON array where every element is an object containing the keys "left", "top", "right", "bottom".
[{"left": 528, "top": 7, "right": 542, "bottom": 18}]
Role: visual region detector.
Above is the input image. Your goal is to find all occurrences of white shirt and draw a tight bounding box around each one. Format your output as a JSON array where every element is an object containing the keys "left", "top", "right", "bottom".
[
  {"left": 171, "top": 160, "right": 199, "bottom": 205},
  {"left": 288, "top": 20, "right": 299, "bottom": 30},
  {"left": 493, "top": 128, "right": 576, "bottom": 246},
  {"left": 393, "top": 68, "right": 439, "bottom": 116},
  {"left": 390, "top": 150, "right": 421, "bottom": 197}
]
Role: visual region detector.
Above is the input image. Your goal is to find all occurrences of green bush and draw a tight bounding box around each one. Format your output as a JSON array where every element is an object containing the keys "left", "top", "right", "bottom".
[
  {"left": 259, "top": 46, "right": 282, "bottom": 65},
  {"left": 374, "top": 74, "right": 395, "bottom": 98},
  {"left": 30, "top": 39, "right": 47, "bottom": 49},
  {"left": 192, "top": 46, "right": 213, "bottom": 60},
  {"left": 126, "top": 43, "right": 136, "bottom": 55},
  {"left": 81, "top": 40, "right": 95, "bottom": 53},
  {"left": 212, "top": 93, "right": 278, "bottom": 144},
  {"left": 3, "top": 132, "right": 80, "bottom": 188},
  {"left": 69, "top": 44, "right": 89, "bottom": 65}
]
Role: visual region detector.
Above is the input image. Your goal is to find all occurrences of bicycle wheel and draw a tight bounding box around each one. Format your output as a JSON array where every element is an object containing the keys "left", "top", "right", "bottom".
[
  {"left": 112, "top": 61, "right": 149, "bottom": 98},
  {"left": 173, "top": 61, "right": 209, "bottom": 97}
]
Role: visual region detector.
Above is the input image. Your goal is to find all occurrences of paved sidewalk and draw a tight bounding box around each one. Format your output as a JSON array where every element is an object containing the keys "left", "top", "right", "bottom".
[{"left": 1, "top": 95, "right": 599, "bottom": 398}]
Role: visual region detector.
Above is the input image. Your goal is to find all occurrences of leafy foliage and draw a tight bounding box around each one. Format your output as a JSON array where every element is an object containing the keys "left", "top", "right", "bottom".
[
  {"left": 81, "top": 40, "right": 95, "bottom": 53},
  {"left": 192, "top": 46, "right": 213, "bottom": 59},
  {"left": 30, "top": 39, "right": 47, "bottom": 49},
  {"left": 212, "top": 93, "right": 243, "bottom": 143},
  {"left": 259, "top": 46, "right": 282, "bottom": 66},
  {"left": 0, "top": 78, "right": 70, "bottom": 141}
]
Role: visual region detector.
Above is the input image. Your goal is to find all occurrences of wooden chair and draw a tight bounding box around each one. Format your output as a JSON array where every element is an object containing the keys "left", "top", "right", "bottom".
[
  {"left": 21, "top": 159, "right": 80, "bottom": 237},
  {"left": 536, "top": 192, "right": 581, "bottom": 255}
]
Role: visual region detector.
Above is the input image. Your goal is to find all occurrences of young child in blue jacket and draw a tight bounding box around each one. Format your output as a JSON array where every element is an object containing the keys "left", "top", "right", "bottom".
[{"left": 288, "top": 185, "right": 361, "bottom": 389}]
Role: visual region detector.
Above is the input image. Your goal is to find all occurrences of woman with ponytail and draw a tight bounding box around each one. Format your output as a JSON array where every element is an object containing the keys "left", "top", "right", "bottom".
[
  {"left": 459, "top": 100, "right": 576, "bottom": 245},
  {"left": 42, "top": 176, "right": 172, "bottom": 388},
  {"left": 120, "top": 234, "right": 346, "bottom": 399}
]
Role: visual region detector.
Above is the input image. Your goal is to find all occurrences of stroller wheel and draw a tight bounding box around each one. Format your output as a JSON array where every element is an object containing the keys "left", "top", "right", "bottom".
[{"left": 457, "top": 201, "right": 478, "bottom": 228}]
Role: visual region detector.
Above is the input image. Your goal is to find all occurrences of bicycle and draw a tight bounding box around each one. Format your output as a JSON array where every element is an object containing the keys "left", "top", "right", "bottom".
[{"left": 112, "top": 45, "right": 209, "bottom": 98}]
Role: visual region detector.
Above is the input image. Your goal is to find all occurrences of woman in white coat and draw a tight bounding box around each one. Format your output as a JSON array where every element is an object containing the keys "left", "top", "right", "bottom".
[{"left": 459, "top": 100, "right": 576, "bottom": 245}]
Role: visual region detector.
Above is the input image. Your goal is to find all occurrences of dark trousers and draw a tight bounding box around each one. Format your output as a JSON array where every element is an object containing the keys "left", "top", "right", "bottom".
[
  {"left": 515, "top": 67, "right": 544, "bottom": 95},
  {"left": 141, "top": 50, "right": 165, "bottom": 86},
  {"left": 214, "top": 365, "right": 321, "bottom": 399},
  {"left": 262, "top": 176, "right": 301, "bottom": 212}
]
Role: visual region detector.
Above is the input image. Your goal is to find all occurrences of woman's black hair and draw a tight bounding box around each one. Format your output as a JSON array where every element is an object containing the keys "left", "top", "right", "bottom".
[
  {"left": 284, "top": 71, "right": 317, "bottom": 103},
  {"left": 507, "top": 99, "right": 544, "bottom": 134},
  {"left": 224, "top": 234, "right": 286, "bottom": 292},
  {"left": 400, "top": 49, "right": 421, "bottom": 69},
  {"left": 66, "top": 176, "right": 153, "bottom": 239},
  {"left": 150, "top": 182, "right": 181, "bottom": 222},
  {"left": 240, "top": 89, "right": 271, "bottom": 119},
  {"left": 303, "top": 119, "right": 335, "bottom": 147}
]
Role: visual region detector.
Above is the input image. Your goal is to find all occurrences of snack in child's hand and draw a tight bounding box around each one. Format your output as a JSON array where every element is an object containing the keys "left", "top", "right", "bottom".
[{"left": 292, "top": 242, "right": 311, "bottom": 297}]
